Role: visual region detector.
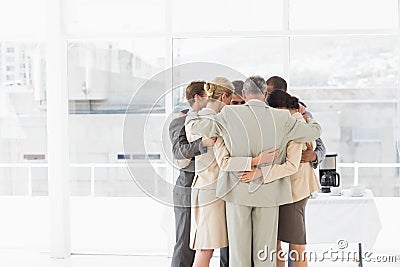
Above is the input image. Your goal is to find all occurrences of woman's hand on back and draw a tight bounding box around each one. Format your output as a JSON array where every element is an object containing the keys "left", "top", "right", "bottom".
[
  {"left": 238, "top": 167, "right": 263, "bottom": 183},
  {"left": 252, "top": 148, "right": 279, "bottom": 166}
]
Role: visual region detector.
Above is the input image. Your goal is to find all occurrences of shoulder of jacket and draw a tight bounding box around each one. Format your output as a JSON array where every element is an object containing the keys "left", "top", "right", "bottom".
[
  {"left": 269, "top": 107, "right": 291, "bottom": 118},
  {"left": 170, "top": 115, "right": 185, "bottom": 129}
]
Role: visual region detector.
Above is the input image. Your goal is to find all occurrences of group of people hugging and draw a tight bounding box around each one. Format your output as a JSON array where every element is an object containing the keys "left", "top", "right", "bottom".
[{"left": 169, "top": 75, "right": 326, "bottom": 267}]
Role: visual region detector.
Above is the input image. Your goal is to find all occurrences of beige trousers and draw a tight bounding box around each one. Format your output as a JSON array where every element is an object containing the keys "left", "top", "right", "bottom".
[{"left": 226, "top": 202, "right": 279, "bottom": 267}]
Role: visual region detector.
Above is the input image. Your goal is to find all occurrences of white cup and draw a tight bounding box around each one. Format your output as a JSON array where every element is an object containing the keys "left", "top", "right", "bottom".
[
  {"left": 351, "top": 185, "right": 365, "bottom": 197},
  {"left": 330, "top": 187, "right": 342, "bottom": 196}
]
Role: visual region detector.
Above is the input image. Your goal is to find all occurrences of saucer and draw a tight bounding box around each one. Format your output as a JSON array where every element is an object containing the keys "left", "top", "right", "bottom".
[{"left": 351, "top": 192, "right": 364, "bottom": 197}]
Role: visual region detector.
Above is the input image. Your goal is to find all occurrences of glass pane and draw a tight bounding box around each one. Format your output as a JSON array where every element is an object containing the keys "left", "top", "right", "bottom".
[
  {"left": 0, "top": 167, "right": 28, "bottom": 196},
  {"left": 67, "top": 40, "right": 166, "bottom": 114},
  {"left": 289, "top": 0, "right": 398, "bottom": 30},
  {"left": 172, "top": 37, "right": 285, "bottom": 108},
  {"left": 398, "top": 89, "right": 400, "bottom": 158},
  {"left": 0, "top": 0, "right": 45, "bottom": 37},
  {"left": 94, "top": 166, "right": 166, "bottom": 197},
  {"left": 66, "top": 0, "right": 166, "bottom": 34},
  {"left": 68, "top": 39, "right": 168, "bottom": 198},
  {"left": 31, "top": 167, "right": 48, "bottom": 196},
  {"left": 69, "top": 115, "right": 168, "bottom": 197},
  {"left": 0, "top": 42, "right": 48, "bottom": 251},
  {"left": 70, "top": 167, "right": 91, "bottom": 196},
  {"left": 288, "top": 91, "right": 399, "bottom": 196},
  {"left": 290, "top": 36, "right": 399, "bottom": 88},
  {"left": 0, "top": 42, "right": 46, "bottom": 196},
  {"left": 172, "top": 0, "right": 283, "bottom": 32}
]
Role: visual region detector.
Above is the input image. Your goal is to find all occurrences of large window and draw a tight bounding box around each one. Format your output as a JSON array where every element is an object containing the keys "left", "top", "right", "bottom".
[
  {"left": 290, "top": 36, "right": 399, "bottom": 88},
  {"left": 65, "top": 0, "right": 166, "bottom": 34},
  {"left": 289, "top": 0, "right": 398, "bottom": 30},
  {"left": 172, "top": 0, "right": 283, "bottom": 32},
  {"left": 67, "top": 40, "right": 167, "bottom": 197},
  {"left": 67, "top": 40, "right": 165, "bottom": 114},
  {"left": 0, "top": 0, "right": 399, "bottom": 198},
  {"left": 290, "top": 36, "right": 400, "bottom": 196}
]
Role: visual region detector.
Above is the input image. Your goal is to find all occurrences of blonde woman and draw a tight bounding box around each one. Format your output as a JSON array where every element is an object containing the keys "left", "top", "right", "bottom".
[
  {"left": 184, "top": 77, "right": 234, "bottom": 267},
  {"left": 239, "top": 89, "right": 321, "bottom": 267}
]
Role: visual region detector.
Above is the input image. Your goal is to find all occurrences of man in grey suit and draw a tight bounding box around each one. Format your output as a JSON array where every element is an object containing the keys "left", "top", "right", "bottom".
[
  {"left": 169, "top": 81, "right": 229, "bottom": 267},
  {"left": 186, "top": 76, "right": 322, "bottom": 267}
]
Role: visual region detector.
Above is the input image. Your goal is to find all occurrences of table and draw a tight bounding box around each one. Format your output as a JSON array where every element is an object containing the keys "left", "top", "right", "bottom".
[{"left": 304, "top": 189, "right": 382, "bottom": 267}]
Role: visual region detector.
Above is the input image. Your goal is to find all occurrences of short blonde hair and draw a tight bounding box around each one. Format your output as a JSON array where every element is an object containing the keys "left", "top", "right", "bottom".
[{"left": 204, "top": 77, "right": 234, "bottom": 101}]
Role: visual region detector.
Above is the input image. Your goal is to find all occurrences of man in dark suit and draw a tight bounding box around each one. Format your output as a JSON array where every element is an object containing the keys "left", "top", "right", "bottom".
[{"left": 169, "top": 81, "right": 229, "bottom": 267}]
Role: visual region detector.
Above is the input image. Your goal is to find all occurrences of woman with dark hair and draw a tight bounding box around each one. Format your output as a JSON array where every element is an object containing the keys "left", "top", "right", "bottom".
[
  {"left": 240, "top": 89, "right": 321, "bottom": 267},
  {"left": 266, "top": 89, "right": 300, "bottom": 110}
]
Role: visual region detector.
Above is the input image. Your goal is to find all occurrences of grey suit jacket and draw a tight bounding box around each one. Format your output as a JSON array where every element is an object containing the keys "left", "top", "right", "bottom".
[
  {"left": 186, "top": 99, "right": 322, "bottom": 208},
  {"left": 169, "top": 113, "right": 207, "bottom": 197}
]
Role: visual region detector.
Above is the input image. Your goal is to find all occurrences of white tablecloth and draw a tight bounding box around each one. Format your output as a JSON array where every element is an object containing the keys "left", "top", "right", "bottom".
[{"left": 306, "top": 189, "right": 382, "bottom": 248}]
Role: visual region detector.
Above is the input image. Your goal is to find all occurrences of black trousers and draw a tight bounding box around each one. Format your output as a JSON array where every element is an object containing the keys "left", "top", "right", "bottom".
[
  {"left": 171, "top": 192, "right": 195, "bottom": 267},
  {"left": 220, "top": 246, "right": 229, "bottom": 267}
]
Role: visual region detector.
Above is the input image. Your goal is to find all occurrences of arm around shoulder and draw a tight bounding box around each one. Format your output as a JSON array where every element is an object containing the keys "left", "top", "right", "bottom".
[
  {"left": 213, "top": 138, "right": 253, "bottom": 172},
  {"left": 286, "top": 115, "right": 322, "bottom": 143},
  {"left": 261, "top": 141, "right": 302, "bottom": 184},
  {"left": 185, "top": 110, "right": 223, "bottom": 138}
]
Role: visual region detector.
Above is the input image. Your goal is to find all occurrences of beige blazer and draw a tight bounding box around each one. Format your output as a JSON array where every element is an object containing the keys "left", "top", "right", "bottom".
[
  {"left": 185, "top": 109, "right": 219, "bottom": 189},
  {"left": 186, "top": 108, "right": 229, "bottom": 249},
  {"left": 262, "top": 112, "right": 321, "bottom": 202},
  {"left": 186, "top": 99, "right": 322, "bottom": 207},
  {"left": 185, "top": 108, "right": 253, "bottom": 189}
]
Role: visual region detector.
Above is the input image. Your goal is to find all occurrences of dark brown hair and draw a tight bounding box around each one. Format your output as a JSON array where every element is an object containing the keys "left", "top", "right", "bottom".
[
  {"left": 266, "top": 76, "right": 287, "bottom": 91},
  {"left": 186, "top": 81, "right": 206, "bottom": 106},
  {"left": 232, "top": 80, "right": 244, "bottom": 96}
]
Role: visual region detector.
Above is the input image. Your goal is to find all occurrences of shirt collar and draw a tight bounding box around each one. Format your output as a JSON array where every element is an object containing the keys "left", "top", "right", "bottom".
[
  {"left": 199, "top": 107, "right": 217, "bottom": 115},
  {"left": 245, "top": 99, "right": 268, "bottom": 107}
]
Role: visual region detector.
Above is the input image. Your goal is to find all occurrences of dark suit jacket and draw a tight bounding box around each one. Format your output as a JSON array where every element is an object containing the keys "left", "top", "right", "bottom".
[
  {"left": 169, "top": 110, "right": 207, "bottom": 198},
  {"left": 304, "top": 110, "right": 327, "bottom": 168}
]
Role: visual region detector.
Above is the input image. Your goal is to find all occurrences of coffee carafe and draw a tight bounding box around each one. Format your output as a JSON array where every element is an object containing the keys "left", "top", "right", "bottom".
[{"left": 319, "top": 153, "right": 341, "bottom": 193}]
